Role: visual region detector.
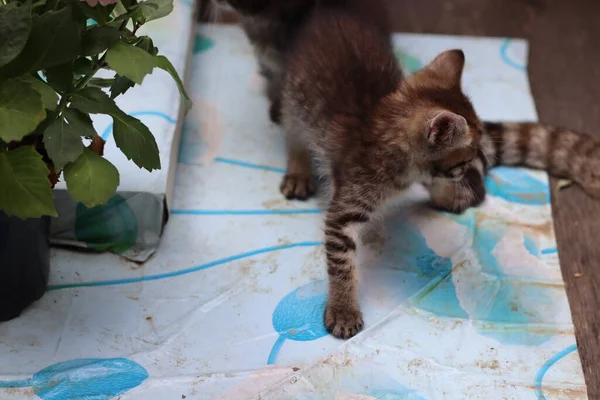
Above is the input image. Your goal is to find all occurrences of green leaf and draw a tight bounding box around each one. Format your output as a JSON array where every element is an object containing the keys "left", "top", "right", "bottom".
[
  {"left": 71, "top": 87, "right": 120, "bottom": 115},
  {"left": 72, "top": 57, "right": 95, "bottom": 76},
  {"left": 0, "top": 146, "right": 57, "bottom": 219},
  {"left": 43, "top": 116, "right": 85, "bottom": 170},
  {"left": 105, "top": 40, "right": 156, "bottom": 84},
  {"left": 109, "top": 3, "right": 152, "bottom": 24},
  {"left": 112, "top": 113, "right": 160, "bottom": 171},
  {"left": 0, "top": 6, "right": 82, "bottom": 78},
  {"left": 63, "top": 108, "right": 98, "bottom": 138},
  {"left": 109, "top": 74, "right": 135, "bottom": 99},
  {"left": 135, "top": 36, "right": 157, "bottom": 56},
  {"left": 76, "top": 2, "right": 117, "bottom": 25},
  {"left": 89, "top": 77, "right": 115, "bottom": 88},
  {"left": 31, "top": 0, "right": 47, "bottom": 9},
  {"left": 111, "top": 0, "right": 128, "bottom": 18},
  {"left": 121, "top": 0, "right": 139, "bottom": 8},
  {"left": 0, "top": 78, "right": 46, "bottom": 142},
  {"left": 132, "top": 0, "right": 172, "bottom": 24},
  {"left": 20, "top": 75, "right": 58, "bottom": 111},
  {"left": 46, "top": 62, "right": 75, "bottom": 93},
  {"left": 64, "top": 148, "right": 120, "bottom": 207},
  {"left": 81, "top": 26, "right": 122, "bottom": 56},
  {"left": 106, "top": 38, "right": 158, "bottom": 97},
  {"left": 155, "top": 55, "right": 192, "bottom": 115},
  {"left": 0, "top": 0, "right": 32, "bottom": 68},
  {"left": 71, "top": 87, "right": 160, "bottom": 170}
]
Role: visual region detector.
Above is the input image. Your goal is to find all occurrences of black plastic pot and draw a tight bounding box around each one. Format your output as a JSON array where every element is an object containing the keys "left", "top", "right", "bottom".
[{"left": 0, "top": 211, "right": 51, "bottom": 322}]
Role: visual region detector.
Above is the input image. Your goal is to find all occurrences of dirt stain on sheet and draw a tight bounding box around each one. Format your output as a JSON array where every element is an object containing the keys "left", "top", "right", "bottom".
[
  {"left": 262, "top": 198, "right": 290, "bottom": 209},
  {"left": 300, "top": 247, "right": 325, "bottom": 281},
  {"left": 475, "top": 359, "right": 500, "bottom": 370},
  {"left": 475, "top": 213, "right": 554, "bottom": 238}
]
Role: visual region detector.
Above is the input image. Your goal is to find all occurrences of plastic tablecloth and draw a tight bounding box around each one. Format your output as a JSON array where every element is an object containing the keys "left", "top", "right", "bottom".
[{"left": 0, "top": 26, "right": 586, "bottom": 400}]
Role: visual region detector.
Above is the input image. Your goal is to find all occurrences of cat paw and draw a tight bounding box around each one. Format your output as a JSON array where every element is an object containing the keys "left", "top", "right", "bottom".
[
  {"left": 324, "top": 304, "right": 364, "bottom": 339},
  {"left": 280, "top": 174, "right": 316, "bottom": 200}
]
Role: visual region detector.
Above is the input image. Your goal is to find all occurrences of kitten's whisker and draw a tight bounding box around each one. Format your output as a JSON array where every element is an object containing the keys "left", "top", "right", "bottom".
[
  {"left": 480, "top": 149, "right": 495, "bottom": 167},
  {"left": 478, "top": 137, "right": 500, "bottom": 164},
  {"left": 465, "top": 180, "right": 476, "bottom": 201}
]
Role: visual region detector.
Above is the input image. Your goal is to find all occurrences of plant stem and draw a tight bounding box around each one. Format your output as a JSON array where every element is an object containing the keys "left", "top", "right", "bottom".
[
  {"left": 55, "top": 95, "right": 69, "bottom": 115},
  {"left": 31, "top": 0, "right": 46, "bottom": 8},
  {"left": 36, "top": 95, "right": 70, "bottom": 134},
  {"left": 35, "top": 95, "right": 70, "bottom": 141},
  {"left": 75, "top": 55, "right": 106, "bottom": 90},
  {"left": 75, "top": 18, "right": 132, "bottom": 91}
]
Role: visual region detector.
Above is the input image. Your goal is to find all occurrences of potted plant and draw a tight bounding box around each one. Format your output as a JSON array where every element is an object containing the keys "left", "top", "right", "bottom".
[{"left": 0, "top": 0, "right": 191, "bottom": 321}]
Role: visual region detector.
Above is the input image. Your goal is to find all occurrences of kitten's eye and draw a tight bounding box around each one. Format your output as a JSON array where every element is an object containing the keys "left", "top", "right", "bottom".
[
  {"left": 448, "top": 167, "right": 465, "bottom": 178},
  {"left": 447, "top": 160, "right": 469, "bottom": 171}
]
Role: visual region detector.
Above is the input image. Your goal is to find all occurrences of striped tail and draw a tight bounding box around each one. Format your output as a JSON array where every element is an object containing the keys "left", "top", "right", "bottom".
[{"left": 479, "top": 121, "right": 600, "bottom": 198}]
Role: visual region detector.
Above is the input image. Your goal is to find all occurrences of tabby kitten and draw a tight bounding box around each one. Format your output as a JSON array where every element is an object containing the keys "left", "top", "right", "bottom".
[
  {"left": 280, "top": 5, "right": 483, "bottom": 337},
  {"left": 218, "top": 0, "right": 600, "bottom": 338},
  {"left": 280, "top": 4, "right": 600, "bottom": 338}
]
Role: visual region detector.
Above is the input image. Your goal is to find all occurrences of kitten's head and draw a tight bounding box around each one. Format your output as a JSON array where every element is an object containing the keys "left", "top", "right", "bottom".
[{"left": 399, "top": 49, "right": 482, "bottom": 182}]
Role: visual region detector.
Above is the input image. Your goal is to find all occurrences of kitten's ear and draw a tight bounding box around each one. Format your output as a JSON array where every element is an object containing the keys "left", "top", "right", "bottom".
[
  {"left": 428, "top": 111, "right": 469, "bottom": 148},
  {"left": 425, "top": 49, "right": 465, "bottom": 88}
]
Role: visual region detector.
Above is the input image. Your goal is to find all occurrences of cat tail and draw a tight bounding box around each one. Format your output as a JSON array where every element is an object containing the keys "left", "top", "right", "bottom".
[{"left": 479, "top": 121, "right": 600, "bottom": 198}]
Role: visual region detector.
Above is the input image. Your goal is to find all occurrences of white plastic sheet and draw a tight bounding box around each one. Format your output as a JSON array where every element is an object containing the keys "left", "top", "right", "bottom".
[{"left": 0, "top": 26, "right": 586, "bottom": 400}]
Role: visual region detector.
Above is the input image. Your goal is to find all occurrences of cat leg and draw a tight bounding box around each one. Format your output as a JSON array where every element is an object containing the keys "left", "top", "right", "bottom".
[
  {"left": 426, "top": 166, "right": 486, "bottom": 213},
  {"left": 279, "top": 118, "right": 316, "bottom": 200},
  {"left": 280, "top": 142, "right": 315, "bottom": 200},
  {"left": 269, "top": 97, "right": 282, "bottom": 124},
  {"left": 323, "top": 191, "right": 373, "bottom": 339},
  {"left": 266, "top": 73, "right": 283, "bottom": 124}
]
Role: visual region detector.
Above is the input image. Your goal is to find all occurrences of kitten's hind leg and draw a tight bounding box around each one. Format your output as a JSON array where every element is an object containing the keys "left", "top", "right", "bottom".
[
  {"left": 426, "top": 167, "right": 486, "bottom": 214},
  {"left": 280, "top": 144, "right": 315, "bottom": 200},
  {"left": 280, "top": 119, "right": 316, "bottom": 200},
  {"left": 269, "top": 97, "right": 281, "bottom": 124},
  {"left": 266, "top": 74, "right": 283, "bottom": 124}
]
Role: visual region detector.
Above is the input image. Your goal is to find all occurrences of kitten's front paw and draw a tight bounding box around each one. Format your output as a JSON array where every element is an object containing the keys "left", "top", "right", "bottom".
[
  {"left": 324, "top": 304, "right": 364, "bottom": 339},
  {"left": 280, "top": 174, "right": 316, "bottom": 200}
]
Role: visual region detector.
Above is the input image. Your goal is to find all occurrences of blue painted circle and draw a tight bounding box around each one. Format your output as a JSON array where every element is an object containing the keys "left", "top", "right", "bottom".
[
  {"left": 500, "top": 39, "right": 526, "bottom": 71},
  {"left": 31, "top": 358, "right": 148, "bottom": 400},
  {"left": 534, "top": 345, "right": 578, "bottom": 400},
  {"left": 272, "top": 280, "right": 328, "bottom": 341}
]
